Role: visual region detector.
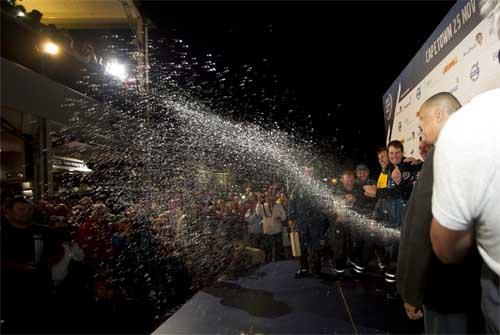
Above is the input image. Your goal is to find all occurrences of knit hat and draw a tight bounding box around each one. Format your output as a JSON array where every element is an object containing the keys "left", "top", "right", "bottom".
[{"left": 356, "top": 164, "right": 369, "bottom": 172}]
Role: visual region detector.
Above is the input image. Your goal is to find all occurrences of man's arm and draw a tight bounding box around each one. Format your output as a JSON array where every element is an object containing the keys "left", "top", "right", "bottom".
[{"left": 430, "top": 217, "right": 474, "bottom": 264}]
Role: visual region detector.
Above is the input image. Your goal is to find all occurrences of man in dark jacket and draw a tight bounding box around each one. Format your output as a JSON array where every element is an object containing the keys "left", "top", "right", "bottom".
[
  {"left": 331, "top": 170, "right": 359, "bottom": 277},
  {"left": 288, "top": 165, "right": 331, "bottom": 278},
  {"left": 1, "top": 196, "right": 54, "bottom": 332},
  {"left": 397, "top": 92, "right": 482, "bottom": 333},
  {"left": 349, "top": 164, "right": 377, "bottom": 279},
  {"left": 372, "top": 140, "right": 422, "bottom": 298}
]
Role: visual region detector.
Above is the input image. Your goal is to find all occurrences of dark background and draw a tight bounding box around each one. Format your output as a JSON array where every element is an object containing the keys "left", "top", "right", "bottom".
[{"left": 138, "top": 1, "right": 455, "bottom": 171}]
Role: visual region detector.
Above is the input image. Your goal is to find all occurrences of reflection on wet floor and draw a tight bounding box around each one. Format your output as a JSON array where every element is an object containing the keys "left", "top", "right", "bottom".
[{"left": 154, "top": 260, "right": 424, "bottom": 334}]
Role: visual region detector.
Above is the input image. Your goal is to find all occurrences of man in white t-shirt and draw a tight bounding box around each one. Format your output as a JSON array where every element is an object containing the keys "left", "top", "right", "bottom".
[
  {"left": 430, "top": 88, "right": 500, "bottom": 334},
  {"left": 256, "top": 192, "right": 287, "bottom": 262}
]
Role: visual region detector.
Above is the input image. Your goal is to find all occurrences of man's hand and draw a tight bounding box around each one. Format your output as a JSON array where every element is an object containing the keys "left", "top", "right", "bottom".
[
  {"left": 363, "top": 185, "right": 377, "bottom": 198},
  {"left": 16, "top": 263, "right": 38, "bottom": 273},
  {"left": 392, "top": 166, "right": 402, "bottom": 185},
  {"left": 404, "top": 157, "right": 422, "bottom": 165},
  {"left": 404, "top": 302, "right": 423, "bottom": 320},
  {"left": 345, "top": 194, "right": 356, "bottom": 202}
]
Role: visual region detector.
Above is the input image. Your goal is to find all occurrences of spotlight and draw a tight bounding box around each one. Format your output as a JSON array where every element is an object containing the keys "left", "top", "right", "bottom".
[
  {"left": 42, "top": 41, "right": 59, "bottom": 55},
  {"left": 105, "top": 59, "right": 127, "bottom": 81},
  {"left": 17, "top": 11, "right": 26, "bottom": 17}
]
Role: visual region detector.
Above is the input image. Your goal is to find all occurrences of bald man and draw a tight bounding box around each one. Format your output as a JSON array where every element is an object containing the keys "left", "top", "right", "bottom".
[
  {"left": 397, "top": 92, "right": 483, "bottom": 334},
  {"left": 431, "top": 89, "right": 500, "bottom": 334}
]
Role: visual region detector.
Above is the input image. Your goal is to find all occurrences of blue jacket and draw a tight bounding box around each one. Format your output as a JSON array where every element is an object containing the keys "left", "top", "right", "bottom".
[{"left": 288, "top": 186, "right": 330, "bottom": 250}]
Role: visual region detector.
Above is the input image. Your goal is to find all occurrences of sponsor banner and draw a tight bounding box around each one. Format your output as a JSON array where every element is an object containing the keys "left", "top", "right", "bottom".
[{"left": 383, "top": 0, "right": 500, "bottom": 159}]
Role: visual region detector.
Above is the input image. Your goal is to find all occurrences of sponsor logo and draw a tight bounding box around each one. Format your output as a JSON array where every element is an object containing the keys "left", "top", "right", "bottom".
[
  {"left": 385, "top": 94, "right": 393, "bottom": 121},
  {"left": 463, "top": 44, "right": 477, "bottom": 57},
  {"left": 470, "top": 62, "right": 480, "bottom": 81},
  {"left": 476, "top": 32, "right": 483, "bottom": 46},
  {"left": 442, "top": 56, "right": 458, "bottom": 74},
  {"left": 450, "top": 84, "right": 459, "bottom": 94},
  {"left": 404, "top": 99, "right": 412, "bottom": 109},
  {"left": 416, "top": 87, "right": 421, "bottom": 100},
  {"left": 396, "top": 105, "right": 404, "bottom": 116}
]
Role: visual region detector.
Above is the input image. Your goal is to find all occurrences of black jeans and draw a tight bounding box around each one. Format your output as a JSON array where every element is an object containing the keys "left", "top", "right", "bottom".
[
  {"left": 263, "top": 233, "right": 282, "bottom": 262},
  {"left": 332, "top": 222, "right": 350, "bottom": 273},
  {"left": 481, "top": 261, "right": 499, "bottom": 334}
]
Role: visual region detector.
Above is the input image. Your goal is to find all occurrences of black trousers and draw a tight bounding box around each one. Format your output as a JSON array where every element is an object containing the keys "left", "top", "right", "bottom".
[
  {"left": 332, "top": 222, "right": 351, "bottom": 274},
  {"left": 263, "top": 233, "right": 283, "bottom": 262},
  {"left": 299, "top": 244, "right": 331, "bottom": 274}
]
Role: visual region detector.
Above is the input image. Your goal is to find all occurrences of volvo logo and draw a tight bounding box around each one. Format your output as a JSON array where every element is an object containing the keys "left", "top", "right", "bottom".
[
  {"left": 385, "top": 94, "right": 393, "bottom": 121},
  {"left": 470, "top": 62, "right": 480, "bottom": 81}
]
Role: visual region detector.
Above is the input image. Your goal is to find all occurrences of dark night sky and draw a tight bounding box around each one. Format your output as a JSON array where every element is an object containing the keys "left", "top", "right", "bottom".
[{"left": 137, "top": 1, "right": 454, "bottom": 170}]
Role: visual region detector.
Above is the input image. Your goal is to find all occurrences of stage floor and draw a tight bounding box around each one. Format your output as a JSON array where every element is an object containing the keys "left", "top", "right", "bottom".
[{"left": 153, "top": 260, "right": 423, "bottom": 334}]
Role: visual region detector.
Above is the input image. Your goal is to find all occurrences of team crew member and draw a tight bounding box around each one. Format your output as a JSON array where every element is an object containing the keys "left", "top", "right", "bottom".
[
  {"left": 368, "top": 141, "right": 422, "bottom": 298},
  {"left": 289, "top": 165, "right": 331, "bottom": 278},
  {"left": 431, "top": 89, "right": 500, "bottom": 334},
  {"left": 348, "top": 165, "right": 376, "bottom": 279},
  {"left": 397, "top": 92, "right": 482, "bottom": 333}
]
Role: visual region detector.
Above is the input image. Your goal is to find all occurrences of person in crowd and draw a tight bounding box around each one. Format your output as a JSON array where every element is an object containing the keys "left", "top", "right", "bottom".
[
  {"left": 1, "top": 196, "right": 54, "bottom": 331},
  {"left": 111, "top": 214, "right": 133, "bottom": 259},
  {"left": 289, "top": 165, "right": 331, "bottom": 278},
  {"left": 398, "top": 92, "right": 483, "bottom": 333},
  {"left": 430, "top": 89, "right": 500, "bottom": 334},
  {"left": 68, "top": 196, "right": 94, "bottom": 227},
  {"left": 362, "top": 147, "right": 391, "bottom": 275},
  {"left": 365, "top": 141, "right": 422, "bottom": 298},
  {"left": 27, "top": 9, "right": 43, "bottom": 31},
  {"left": 255, "top": 191, "right": 287, "bottom": 262},
  {"left": 74, "top": 203, "right": 114, "bottom": 275},
  {"left": 245, "top": 193, "right": 263, "bottom": 250},
  {"left": 349, "top": 164, "right": 377, "bottom": 279},
  {"left": 331, "top": 170, "right": 357, "bottom": 278},
  {"left": 383, "top": 140, "right": 422, "bottom": 298},
  {"left": 353, "top": 163, "right": 377, "bottom": 214}
]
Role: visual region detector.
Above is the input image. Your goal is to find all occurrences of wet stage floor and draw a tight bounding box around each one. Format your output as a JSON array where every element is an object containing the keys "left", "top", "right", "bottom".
[{"left": 153, "top": 260, "right": 423, "bottom": 334}]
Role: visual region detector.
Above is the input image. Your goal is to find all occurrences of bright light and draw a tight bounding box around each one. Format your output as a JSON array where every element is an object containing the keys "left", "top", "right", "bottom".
[
  {"left": 42, "top": 41, "right": 59, "bottom": 55},
  {"left": 17, "top": 11, "right": 26, "bottom": 17},
  {"left": 105, "top": 60, "right": 127, "bottom": 81}
]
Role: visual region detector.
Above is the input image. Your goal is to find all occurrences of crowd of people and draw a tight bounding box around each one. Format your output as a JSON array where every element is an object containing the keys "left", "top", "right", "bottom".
[{"left": 0, "top": 188, "right": 263, "bottom": 333}]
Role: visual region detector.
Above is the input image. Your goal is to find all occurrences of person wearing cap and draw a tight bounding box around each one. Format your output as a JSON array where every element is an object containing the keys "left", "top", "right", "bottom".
[
  {"left": 347, "top": 164, "right": 377, "bottom": 280},
  {"left": 354, "top": 164, "right": 377, "bottom": 214}
]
